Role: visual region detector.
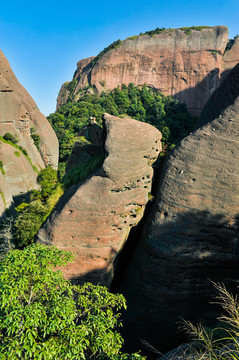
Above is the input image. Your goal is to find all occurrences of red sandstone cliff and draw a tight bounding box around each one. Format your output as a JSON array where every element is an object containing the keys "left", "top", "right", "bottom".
[{"left": 57, "top": 26, "right": 239, "bottom": 115}]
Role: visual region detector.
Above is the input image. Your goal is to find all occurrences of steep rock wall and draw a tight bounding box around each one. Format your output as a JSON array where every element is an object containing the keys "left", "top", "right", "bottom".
[
  {"left": 0, "top": 50, "right": 59, "bottom": 216},
  {"left": 0, "top": 50, "right": 58, "bottom": 170},
  {"left": 57, "top": 26, "right": 239, "bottom": 115},
  {"left": 37, "top": 113, "right": 161, "bottom": 286},
  {"left": 118, "top": 64, "right": 239, "bottom": 354}
]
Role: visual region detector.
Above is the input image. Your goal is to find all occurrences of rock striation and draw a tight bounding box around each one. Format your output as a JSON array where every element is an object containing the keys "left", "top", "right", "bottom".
[
  {"left": 57, "top": 26, "right": 239, "bottom": 115},
  {"left": 0, "top": 50, "right": 59, "bottom": 216},
  {"left": 118, "top": 63, "right": 239, "bottom": 354},
  {"left": 37, "top": 113, "right": 161, "bottom": 285}
]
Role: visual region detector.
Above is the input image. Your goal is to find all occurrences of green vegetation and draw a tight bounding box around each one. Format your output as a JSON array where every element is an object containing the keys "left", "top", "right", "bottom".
[
  {"left": 30, "top": 128, "right": 40, "bottom": 150},
  {"left": 127, "top": 25, "right": 212, "bottom": 39},
  {"left": 0, "top": 189, "right": 6, "bottom": 207},
  {"left": 141, "top": 27, "right": 166, "bottom": 37},
  {"left": 3, "top": 132, "right": 18, "bottom": 144},
  {"left": 64, "top": 154, "right": 105, "bottom": 189},
  {"left": 182, "top": 283, "right": 239, "bottom": 359},
  {"left": 66, "top": 78, "right": 78, "bottom": 101},
  {"left": 0, "top": 136, "right": 38, "bottom": 173},
  {"left": 48, "top": 83, "right": 197, "bottom": 180},
  {"left": 0, "top": 244, "right": 145, "bottom": 359},
  {"left": 179, "top": 26, "right": 212, "bottom": 35},
  {"left": 14, "top": 151, "right": 21, "bottom": 157},
  {"left": 89, "top": 39, "right": 123, "bottom": 67},
  {"left": 0, "top": 161, "right": 5, "bottom": 175},
  {"left": 14, "top": 167, "right": 63, "bottom": 248}
]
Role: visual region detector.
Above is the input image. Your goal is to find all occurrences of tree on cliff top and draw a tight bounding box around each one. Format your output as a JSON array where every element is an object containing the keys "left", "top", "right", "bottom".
[{"left": 0, "top": 244, "right": 145, "bottom": 359}]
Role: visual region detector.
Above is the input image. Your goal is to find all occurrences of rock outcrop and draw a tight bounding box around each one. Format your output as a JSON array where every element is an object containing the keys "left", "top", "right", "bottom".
[
  {"left": 0, "top": 50, "right": 58, "bottom": 169},
  {"left": 37, "top": 113, "right": 161, "bottom": 285},
  {"left": 0, "top": 50, "right": 59, "bottom": 216},
  {"left": 118, "top": 64, "right": 239, "bottom": 354},
  {"left": 57, "top": 26, "right": 239, "bottom": 115}
]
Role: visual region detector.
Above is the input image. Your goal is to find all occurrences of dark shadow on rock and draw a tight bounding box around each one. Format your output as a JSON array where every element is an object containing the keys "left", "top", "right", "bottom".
[
  {"left": 115, "top": 210, "right": 239, "bottom": 359},
  {"left": 173, "top": 68, "right": 233, "bottom": 117},
  {"left": 110, "top": 155, "right": 169, "bottom": 293},
  {"left": 198, "top": 63, "right": 239, "bottom": 128},
  {"left": 0, "top": 191, "right": 33, "bottom": 222}
]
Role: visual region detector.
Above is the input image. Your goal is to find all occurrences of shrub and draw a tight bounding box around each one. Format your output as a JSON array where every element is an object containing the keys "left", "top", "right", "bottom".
[
  {"left": 14, "top": 151, "right": 21, "bottom": 157},
  {"left": 3, "top": 132, "right": 18, "bottom": 144},
  {"left": 37, "top": 167, "right": 58, "bottom": 200},
  {"left": 14, "top": 200, "right": 47, "bottom": 248},
  {"left": 0, "top": 161, "right": 5, "bottom": 175},
  {"left": 30, "top": 128, "right": 41, "bottom": 150},
  {"left": 0, "top": 244, "right": 146, "bottom": 359}
]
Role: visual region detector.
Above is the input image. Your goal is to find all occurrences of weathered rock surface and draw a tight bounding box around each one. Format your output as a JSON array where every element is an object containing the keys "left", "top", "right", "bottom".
[
  {"left": 37, "top": 113, "right": 161, "bottom": 285},
  {"left": 57, "top": 26, "right": 239, "bottom": 115},
  {"left": 118, "top": 63, "right": 239, "bottom": 354},
  {"left": 0, "top": 50, "right": 59, "bottom": 216},
  {"left": 0, "top": 50, "right": 58, "bottom": 170},
  {"left": 0, "top": 142, "right": 39, "bottom": 215}
]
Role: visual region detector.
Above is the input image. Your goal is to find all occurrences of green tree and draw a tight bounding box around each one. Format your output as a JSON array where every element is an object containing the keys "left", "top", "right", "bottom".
[
  {"left": 0, "top": 244, "right": 145, "bottom": 360},
  {"left": 14, "top": 200, "right": 47, "bottom": 247},
  {"left": 37, "top": 166, "right": 58, "bottom": 200}
]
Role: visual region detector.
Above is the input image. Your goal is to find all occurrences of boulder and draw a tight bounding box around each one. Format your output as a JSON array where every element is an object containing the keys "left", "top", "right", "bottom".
[
  {"left": 118, "top": 63, "right": 239, "bottom": 354},
  {"left": 56, "top": 26, "right": 239, "bottom": 115},
  {"left": 37, "top": 113, "right": 161, "bottom": 286}
]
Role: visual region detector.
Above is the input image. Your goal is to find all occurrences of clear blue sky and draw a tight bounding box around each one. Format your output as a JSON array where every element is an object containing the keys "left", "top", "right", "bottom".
[{"left": 0, "top": 0, "right": 238, "bottom": 116}]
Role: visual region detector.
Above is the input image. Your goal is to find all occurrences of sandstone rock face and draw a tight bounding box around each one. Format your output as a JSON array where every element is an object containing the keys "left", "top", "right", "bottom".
[
  {"left": 0, "top": 50, "right": 59, "bottom": 216},
  {"left": 57, "top": 26, "right": 239, "bottom": 115},
  {"left": 37, "top": 113, "right": 161, "bottom": 285},
  {"left": 118, "top": 64, "right": 239, "bottom": 354},
  {"left": 222, "top": 37, "right": 239, "bottom": 74},
  {"left": 0, "top": 142, "right": 39, "bottom": 214},
  {"left": 0, "top": 50, "right": 58, "bottom": 170}
]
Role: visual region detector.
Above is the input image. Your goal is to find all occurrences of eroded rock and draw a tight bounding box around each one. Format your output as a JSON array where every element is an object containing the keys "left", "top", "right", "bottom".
[
  {"left": 0, "top": 50, "right": 59, "bottom": 216},
  {"left": 37, "top": 113, "right": 161, "bottom": 285},
  {"left": 0, "top": 50, "right": 58, "bottom": 170},
  {"left": 118, "top": 64, "right": 239, "bottom": 354}
]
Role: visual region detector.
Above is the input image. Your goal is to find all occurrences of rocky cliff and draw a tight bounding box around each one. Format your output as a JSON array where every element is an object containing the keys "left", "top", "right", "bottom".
[
  {"left": 117, "top": 63, "right": 239, "bottom": 354},
  {"left": 37, "top": 113, "right": 161, "bottom": 285},
  {"left": 57, "top": 26, "right": 239, "bottom": 115},
  {"left": 0, "top": 50, "right": 59, "bottom": 216}
]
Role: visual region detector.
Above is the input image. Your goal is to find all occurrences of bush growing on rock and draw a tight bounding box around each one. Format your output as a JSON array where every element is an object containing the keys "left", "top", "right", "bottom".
[
  {"left": 0, "top": 244, "right": 146, "bottom": 360},
  {"left": 48, "top": 83, "right": 197, "bottom": 179},
  {"left": 3, "top": 132, "right": 18, "bottom": 144},
  {"left": 14, "top": 167, "right": 63, "bottom": 248}
]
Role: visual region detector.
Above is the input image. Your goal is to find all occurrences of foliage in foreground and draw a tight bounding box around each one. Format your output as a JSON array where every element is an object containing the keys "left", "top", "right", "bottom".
[
  {"left": 182, "top": 283, "right": 239, "bottom": 359},
  {"left": 0, "top": 244, "right": 145, "bottom": 359}
]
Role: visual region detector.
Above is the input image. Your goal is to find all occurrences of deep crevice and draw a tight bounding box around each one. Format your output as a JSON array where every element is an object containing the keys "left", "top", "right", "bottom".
[{"left": 110, "top": 155, "right": 168, "bottom": 293}]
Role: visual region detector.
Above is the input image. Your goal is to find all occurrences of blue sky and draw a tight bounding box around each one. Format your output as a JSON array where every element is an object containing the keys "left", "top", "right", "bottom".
[{"left": 0, "top": 0, "right": 238, "bottom": 116}]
